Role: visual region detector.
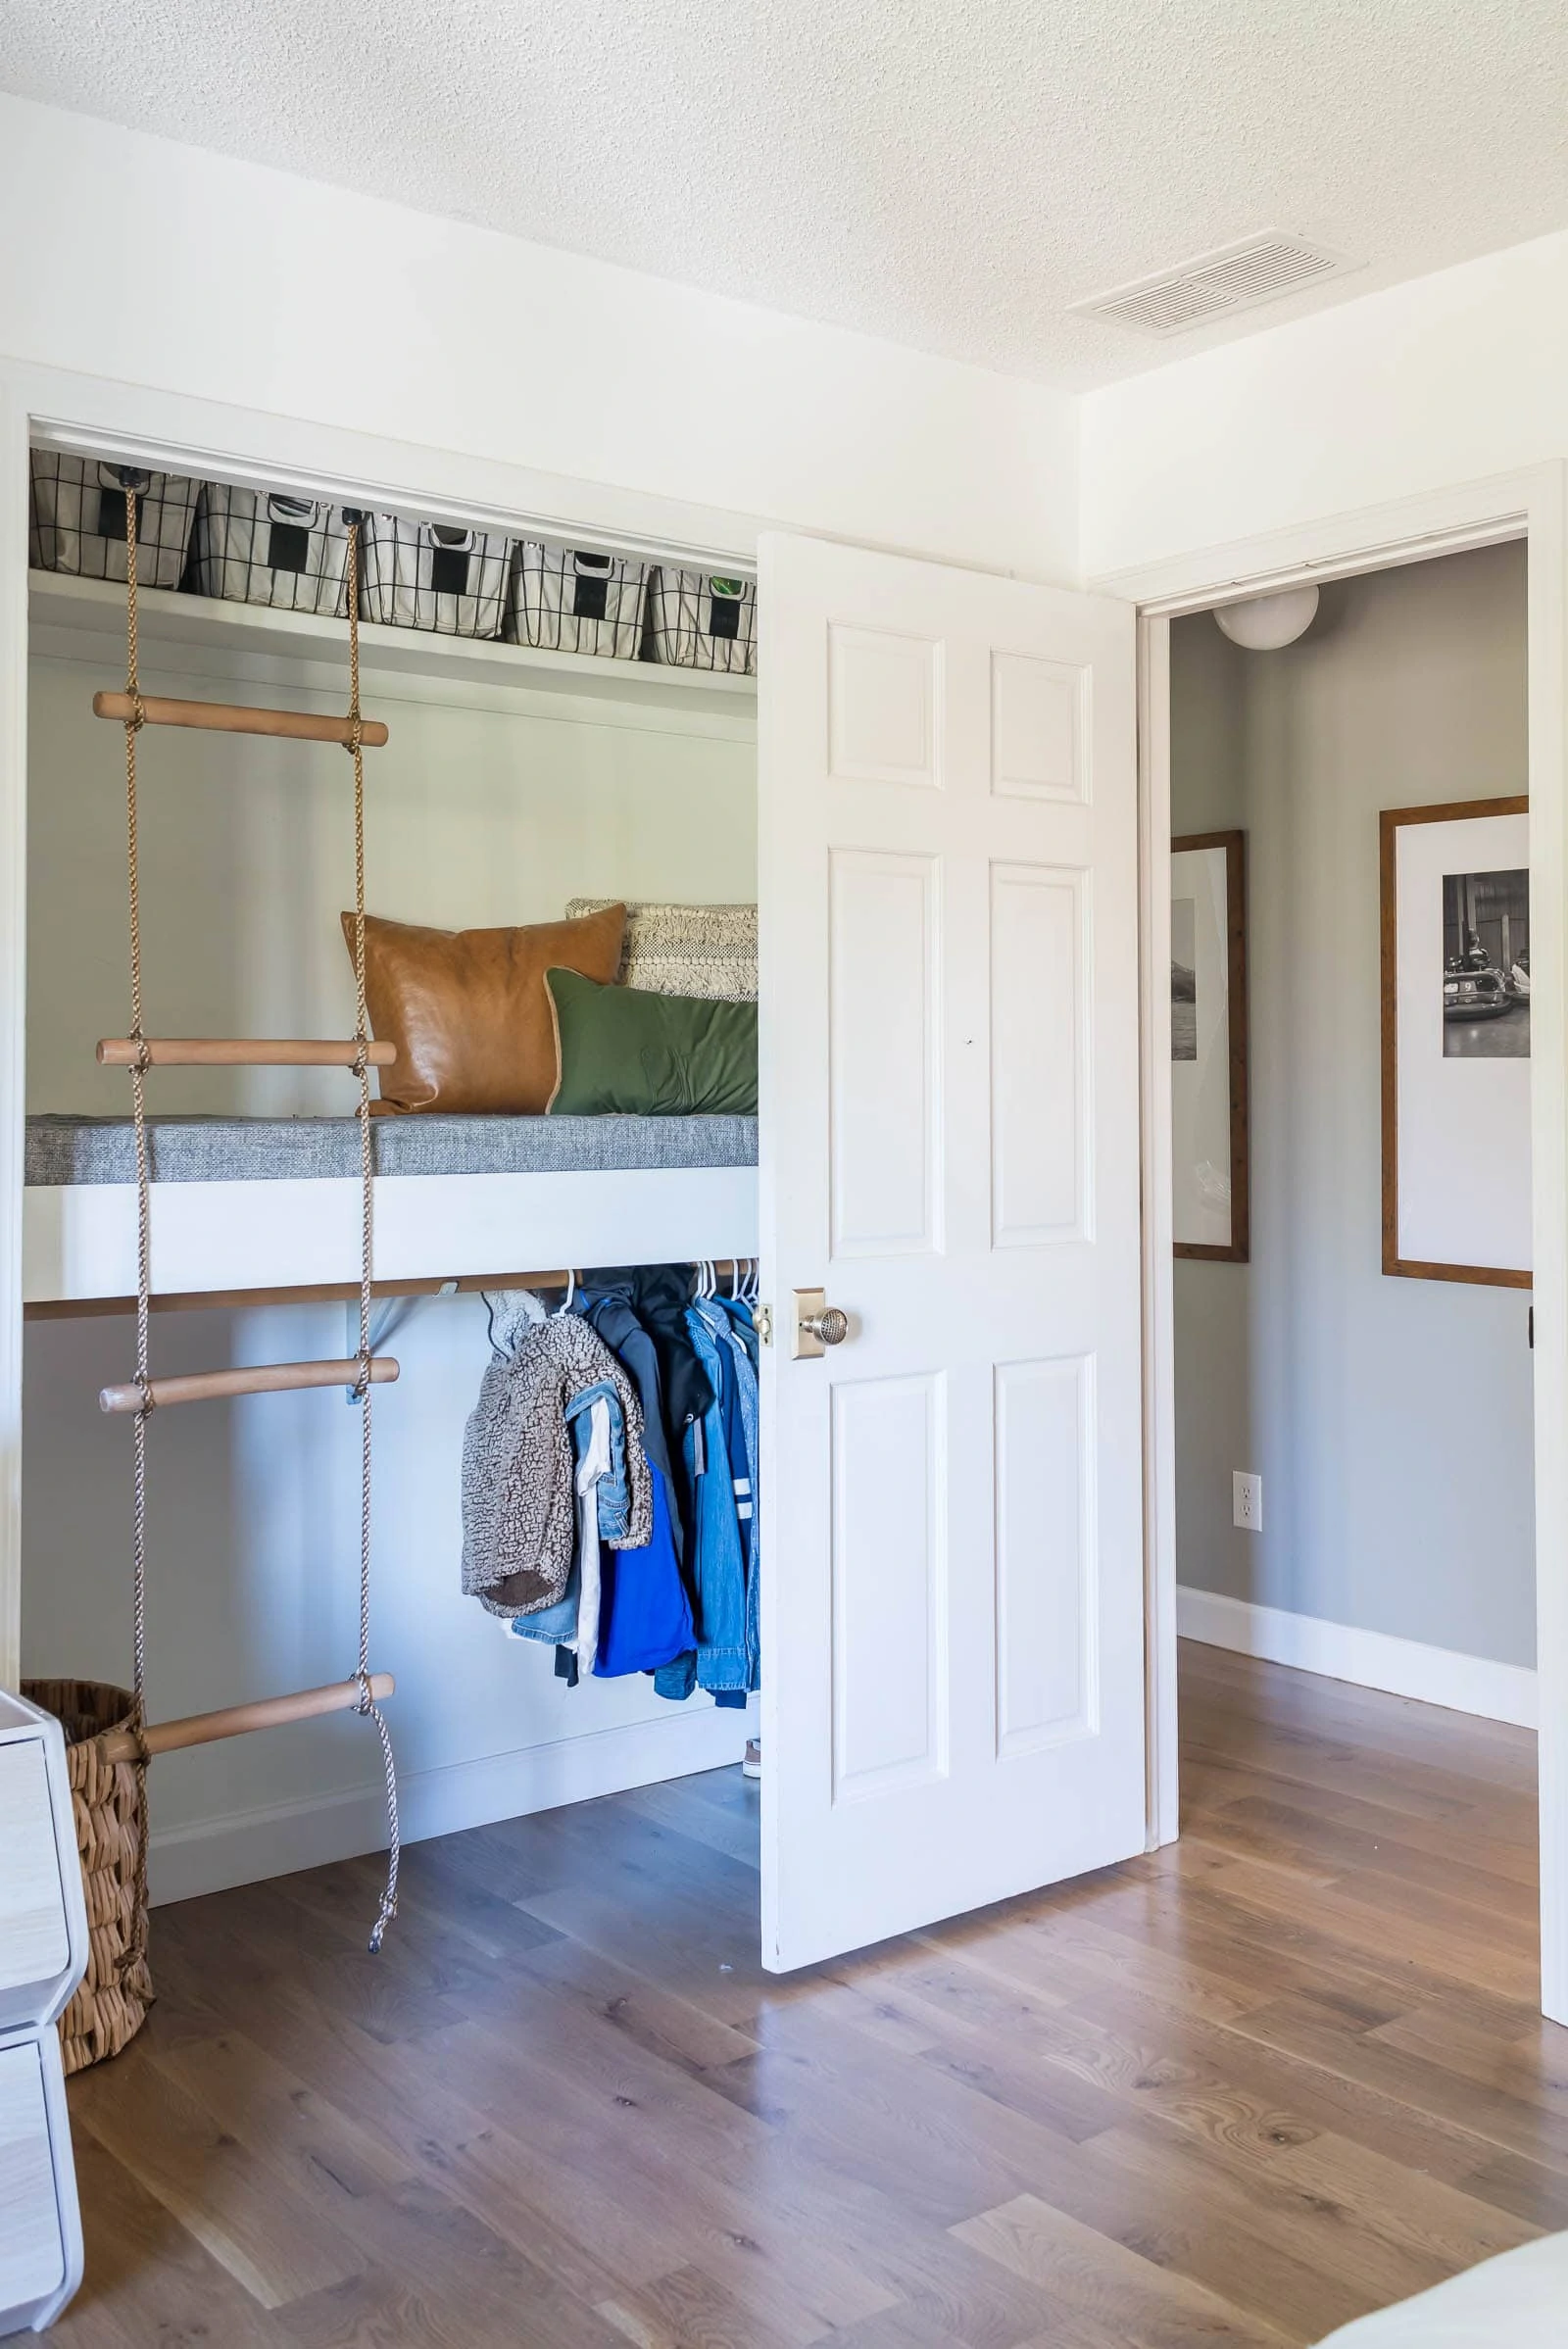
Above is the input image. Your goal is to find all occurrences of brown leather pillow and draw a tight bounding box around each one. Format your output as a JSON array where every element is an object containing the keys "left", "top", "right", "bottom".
[{"left": 341, "top": 905, "right": 626, "bottom": 1113}]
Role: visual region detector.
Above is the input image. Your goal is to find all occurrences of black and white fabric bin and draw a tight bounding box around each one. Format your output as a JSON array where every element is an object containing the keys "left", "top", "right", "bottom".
[
  {"left": 647, "top": 568, "right": 757, "bottom": 673},
  {"left": 506, "top": 541, "right": 648, "bottom": 659},
  {"left": 190, "top": 487, "right": 355, "bottom": 614},
  {"left": 28, "top": 456, "right": 199, "bottom": 589},
  {"left": 358, "top": 516, "right": 513, "bottom": 638}
]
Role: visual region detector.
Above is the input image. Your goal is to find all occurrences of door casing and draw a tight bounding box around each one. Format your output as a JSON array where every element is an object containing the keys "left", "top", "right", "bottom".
[{"left": 1103, "top": 464, "right": 1568, "bottom": 2025}]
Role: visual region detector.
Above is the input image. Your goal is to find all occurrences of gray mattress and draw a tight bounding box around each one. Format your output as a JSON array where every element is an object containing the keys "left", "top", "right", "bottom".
[{"left": 25, "top": 1112, "right": 760, "bottom": 1187}]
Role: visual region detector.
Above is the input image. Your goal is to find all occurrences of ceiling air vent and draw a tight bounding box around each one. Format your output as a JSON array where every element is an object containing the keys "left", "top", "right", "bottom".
[{"left": 1072, "top": 232, "right": 1355, "bottom": 337}]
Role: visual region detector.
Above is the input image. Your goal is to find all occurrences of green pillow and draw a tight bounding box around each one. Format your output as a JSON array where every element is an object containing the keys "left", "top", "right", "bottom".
[{"left": 545, "top": 966, "right": 758, "bottom": 1116}]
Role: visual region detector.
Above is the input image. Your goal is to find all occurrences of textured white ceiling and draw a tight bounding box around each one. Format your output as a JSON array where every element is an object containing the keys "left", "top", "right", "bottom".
[{"left": 6, "top": 1, "right": 1568, "bottom": 388}]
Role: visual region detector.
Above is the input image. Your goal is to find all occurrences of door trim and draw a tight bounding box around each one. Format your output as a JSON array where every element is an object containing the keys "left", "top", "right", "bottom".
[{"left": 1106, "top": 463, "right": 1568, "bottom": 2026}]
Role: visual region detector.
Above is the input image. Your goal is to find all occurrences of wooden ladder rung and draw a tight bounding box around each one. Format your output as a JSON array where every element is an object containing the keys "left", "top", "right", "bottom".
[
  {"left": 100, "top": 1355, "right": 400, "bottom": 1413},
  {"left": 93, "top": 691, "right": 389, "bottom": 748},
  {"left": 97, "top": 1037, "right": 396, "bottom": 1067},
  {"left": 95, "top": 1673, "right": 396, "bottom": 1764}
]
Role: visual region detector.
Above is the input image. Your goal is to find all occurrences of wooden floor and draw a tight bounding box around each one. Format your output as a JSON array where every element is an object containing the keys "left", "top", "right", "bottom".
[{"left": 53, "top": 1641, "right": 1566, "bottom": 2348}]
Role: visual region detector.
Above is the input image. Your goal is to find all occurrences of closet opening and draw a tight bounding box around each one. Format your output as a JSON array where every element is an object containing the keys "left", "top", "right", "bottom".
[
  {"left": 19, "top": 450, "right": 764, "bottom": 2031},
  {"left": 1160, "top": 538, "right": 1540, "bottom": 1927}
]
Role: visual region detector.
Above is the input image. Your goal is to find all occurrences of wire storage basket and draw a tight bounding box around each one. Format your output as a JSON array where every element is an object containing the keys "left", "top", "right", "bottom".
[
  {"left": 646, "top": 567, "right": 757, "bottom": 674},
  {"left": 506, "top": 540, "right": 648, "bottom": 660},
  {"left": 191, "top": 486, "right": 356, "bottom": 615},
  {"left": 20, "top": 1680, "right": 152, "bottom": 2075},
  {"left": 29, "top": 456, "right": 199, "bottom": 590},
  {"left": 359, "top": 515, "right": 513, "bottom": 638}
]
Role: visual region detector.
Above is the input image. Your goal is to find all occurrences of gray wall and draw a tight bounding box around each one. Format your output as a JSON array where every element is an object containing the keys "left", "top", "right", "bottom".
[{"left": 1171, "top": 542, "right": 1536, "bottom": 1668}]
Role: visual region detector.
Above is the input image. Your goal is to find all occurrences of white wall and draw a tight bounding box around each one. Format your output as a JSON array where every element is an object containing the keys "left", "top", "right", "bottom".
[
  {"left": 1081, "top": 229, "right": 1568, "bottom": 580},
  {"left": 26, "top": 631, "right": 756, "bottom": 1117},
  {"left": 0, "top": 94, "right": 1078, "bottom": 582},
  {"left": 1170, "top": 548, "right": 1536, "bottom": 1671}
]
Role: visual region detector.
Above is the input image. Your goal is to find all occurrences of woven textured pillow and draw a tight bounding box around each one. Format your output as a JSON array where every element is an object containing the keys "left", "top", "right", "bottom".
[{"left": 565, "top": 899, "right": 757, "bottom": 1001}]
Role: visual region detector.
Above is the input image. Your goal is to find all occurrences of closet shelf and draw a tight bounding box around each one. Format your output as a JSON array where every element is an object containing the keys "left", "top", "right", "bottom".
[{"left": 31, "top": 573, "right": 759, "bottom": 713}]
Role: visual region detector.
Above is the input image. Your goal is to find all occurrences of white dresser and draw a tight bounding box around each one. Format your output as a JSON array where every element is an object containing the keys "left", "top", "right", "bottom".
[{"left": 0, "top": 1690, "right": 88, "bottom": 2336}]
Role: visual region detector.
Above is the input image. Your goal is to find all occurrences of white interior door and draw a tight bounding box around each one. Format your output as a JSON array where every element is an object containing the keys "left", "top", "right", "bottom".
[{"left": 757, "top": 531, "right": 1145, "bottom": 1971}]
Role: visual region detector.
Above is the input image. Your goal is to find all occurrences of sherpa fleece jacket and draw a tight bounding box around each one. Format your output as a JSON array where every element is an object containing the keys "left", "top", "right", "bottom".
[{"left": 462, "top": 1301, "right": 652, "bottom": 1619}]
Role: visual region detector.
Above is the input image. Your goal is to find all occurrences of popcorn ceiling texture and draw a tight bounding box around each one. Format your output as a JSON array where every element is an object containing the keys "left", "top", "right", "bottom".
[{"left": 4, "top": 0, "right": 1568, "bottom": 388}]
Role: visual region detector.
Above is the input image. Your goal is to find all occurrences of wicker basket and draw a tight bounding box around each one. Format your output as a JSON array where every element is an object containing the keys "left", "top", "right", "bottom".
[{"left": 21, "top": 1680, "right": 153, "bottom": 2074}]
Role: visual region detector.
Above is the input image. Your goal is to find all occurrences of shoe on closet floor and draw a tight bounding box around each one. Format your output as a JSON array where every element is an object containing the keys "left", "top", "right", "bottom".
[{"left": 742, "top": 1738, "right": 761, "bottom": 1780}]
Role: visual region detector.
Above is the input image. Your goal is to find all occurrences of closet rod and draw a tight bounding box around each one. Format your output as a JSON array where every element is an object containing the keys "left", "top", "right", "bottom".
[
  {"left": 100, "top": 1355, "right": 400, "bottom": 1413},
  {"left": 95, "top": 1673, "right": 396, "bottom": 1765},
  {"left": 97, "top": 1038, "right": 396, "bottom": 1067},
  {"left": 29, "top": 1262, "right": 756, "bottom": 1322},
  {"left": 93, "top": 692, "right": 390, "bottom": 748}
]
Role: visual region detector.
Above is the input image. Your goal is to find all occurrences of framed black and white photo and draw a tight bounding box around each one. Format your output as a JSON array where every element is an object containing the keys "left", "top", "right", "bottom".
[
  {"left": 1171, "top": 830, "right": 1249, "bottom": 1261},
  {"left": 1381, "top": 796, "right": 1531, "bottom": 1286}
]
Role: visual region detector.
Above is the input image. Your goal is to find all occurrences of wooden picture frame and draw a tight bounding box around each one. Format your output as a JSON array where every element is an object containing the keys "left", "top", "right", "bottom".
[
  {"left": 1171, "top": 828, "right": 1249, "bottom": 1262},
  {"left": 1381, "top": 795, "right": 1531, "bottom": 1287}
]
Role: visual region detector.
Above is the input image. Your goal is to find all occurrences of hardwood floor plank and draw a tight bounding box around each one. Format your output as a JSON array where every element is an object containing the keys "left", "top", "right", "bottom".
[
  {"left": 1088, "top": 2116, "right": 1477, "bottom": 2316},
  {"left": 1234, "top": 1992, "right": 1568, "bottom": 2173},
  {"left": 953, "top": 2190, "right": 1300, "bottom": 2349},
  {"left": 63, "top": 2130, "right": 285, "bottom": 2349},
  {"left": 275, "top": 2177, "right": 633, "bottom": 2348},
  {"left": 592, "top": 2258, "right": 826, "bottom": 2349},
  {"left": 153, "top": 2026, "right": 416, "bottom": 2208},
  {"left": 1059, "top": 1978, "right": 1543, "bottom": 2193},
  {"left": 1204, "top": 1793, "right": 1541, "bottom": 1925},
  {"left": 71, "top": 2037, "right": 367, "bottom": 2309},
  {"left": 1182, "top": 1756, "right": 1542, "bottom": 1885}
]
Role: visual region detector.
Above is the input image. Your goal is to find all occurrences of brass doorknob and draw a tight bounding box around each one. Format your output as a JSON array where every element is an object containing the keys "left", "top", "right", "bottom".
[{"left": 801, "top": 1305, "right": 849, "bottom": 1347}]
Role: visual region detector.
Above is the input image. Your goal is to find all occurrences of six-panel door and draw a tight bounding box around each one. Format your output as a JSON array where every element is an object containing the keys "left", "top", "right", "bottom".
[{"left": 758, "top": 532, "right": 1145, "bottom": 1971}]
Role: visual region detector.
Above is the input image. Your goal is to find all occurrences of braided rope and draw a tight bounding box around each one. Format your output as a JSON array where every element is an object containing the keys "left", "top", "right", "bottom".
[
  {"left": 114, "top": 500, "right": 397, "bottom": 1957},
  {"left": 345, "top": 518, "right": 400, "bottom": 1953},
  {"left": 121, "top": 490, "right": 154, "bottom": 1950}
]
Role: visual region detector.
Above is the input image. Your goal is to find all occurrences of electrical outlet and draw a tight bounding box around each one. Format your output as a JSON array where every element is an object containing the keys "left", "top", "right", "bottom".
[{"left": 1233, "top": 1471, "right": 1262, "bottom": 1532}]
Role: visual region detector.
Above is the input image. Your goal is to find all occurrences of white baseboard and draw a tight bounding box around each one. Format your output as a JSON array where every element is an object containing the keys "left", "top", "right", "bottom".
[
  {"left": 147, "top": 1702, "right": 753, "bottom": 1907},
  {"left": 1177, "top": 1585, "right": 1538, "bottom": 1729}
]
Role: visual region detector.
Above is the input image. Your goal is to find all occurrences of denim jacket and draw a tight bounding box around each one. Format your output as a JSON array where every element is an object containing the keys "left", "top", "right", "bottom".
[
  {"left": 692, "top": 1298, "right": 760, "bottom": 1692},
  {"left": 654, "top": 1308, "right": 750, "bottom": 1699}
]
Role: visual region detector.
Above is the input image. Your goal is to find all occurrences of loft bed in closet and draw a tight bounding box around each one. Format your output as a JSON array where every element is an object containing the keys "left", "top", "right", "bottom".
[
  {"left": 22, "top": 469, "right": 766, "bottom": 2073},
  {"left": 24, "top": 518, "right": 760, "bottom": 1315}
]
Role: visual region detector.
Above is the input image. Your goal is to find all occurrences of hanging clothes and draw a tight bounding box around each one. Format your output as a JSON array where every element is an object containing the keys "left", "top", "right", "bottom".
[
  {"left": 505, "top": 1303, "right": 694, "bottom": 1684},
  {"left": 487, "top": 1269, "right": 760, "bottom": 1710},
  {"left": 584, "top": 1264, "right": 712, "bottom": 1542},
  {"left": 506, "top": 1389, "right": 615, "bottom": 1672},
  {"left": 570, "top": 1278, "right": 687, "bottom": 1562},
  {"left": 570, "top": 1277, "right": 699, "bottom": 1677},
  {"left": 654, "top": 1304, "right": 750, "bottom": 1702},
  {"left": 704, "top": 1296, "right": 760, "bottom": 1694},
  {"left": 463, "top": 1298, "right": 650, "bottom": 1620},
  {"left": 594, "top": 1463, "right": 695, "bottom": 1677}
]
